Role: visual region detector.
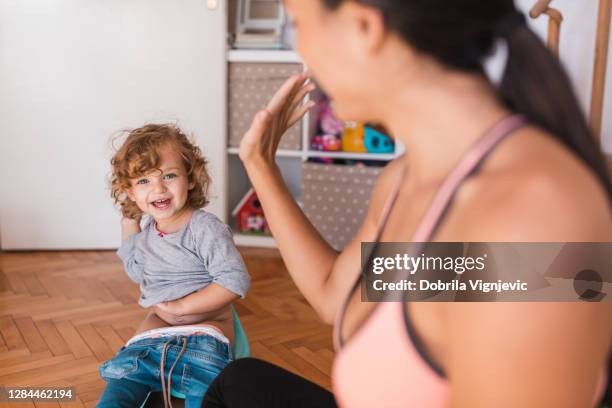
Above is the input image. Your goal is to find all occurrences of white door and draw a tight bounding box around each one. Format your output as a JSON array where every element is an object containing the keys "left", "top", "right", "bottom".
[{"left": 0, "top": 0, "right": 227, "bottom": 249}]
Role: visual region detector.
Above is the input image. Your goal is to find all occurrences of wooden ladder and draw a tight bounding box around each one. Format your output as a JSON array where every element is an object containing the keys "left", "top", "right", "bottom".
[{"left": 529, "top": 0, "right": 611, "bottom": 142}]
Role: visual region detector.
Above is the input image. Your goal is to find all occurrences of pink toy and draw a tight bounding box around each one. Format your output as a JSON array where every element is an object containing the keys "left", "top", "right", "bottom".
[
  {"left": 311, "top": 134, "right": 342, "bottom": 151},
  {"left": 318, "top": 100, "right": 344, "bottom": 135}
]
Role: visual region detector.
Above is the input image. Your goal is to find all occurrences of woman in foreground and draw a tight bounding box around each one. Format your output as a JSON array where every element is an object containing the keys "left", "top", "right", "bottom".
[{"left": 205, "top": 0, "right": 612, "bottom": 406}]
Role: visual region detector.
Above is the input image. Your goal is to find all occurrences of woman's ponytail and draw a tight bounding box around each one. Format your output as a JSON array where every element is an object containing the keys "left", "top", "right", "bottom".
[
  {"left": 322, "top": 0, "right": 612, "bottom": 201},
  {"left": 498, "top": 13, "right": 612, "bottom": 199}
]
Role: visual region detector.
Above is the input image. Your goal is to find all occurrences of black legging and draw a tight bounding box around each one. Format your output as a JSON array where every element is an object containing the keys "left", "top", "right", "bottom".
[{"left": 202, "top": 358, "right": 338, "bottom": 408}]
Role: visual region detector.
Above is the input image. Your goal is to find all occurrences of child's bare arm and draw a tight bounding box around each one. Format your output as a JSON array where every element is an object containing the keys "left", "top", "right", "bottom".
[
  {"left": 156, "top": 284, "right": 239, "bottom": 318},
  {"left": 180, "top": 284, "right": 239, "bottom": 314},
  {"left": 121, "top": 217, "right": 141, "bottom": 240}
]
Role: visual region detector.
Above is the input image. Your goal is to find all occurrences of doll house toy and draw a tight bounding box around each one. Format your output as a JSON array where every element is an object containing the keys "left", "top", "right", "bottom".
[{"left": 232, "top": 188, "right": 271, "bottom": 235}]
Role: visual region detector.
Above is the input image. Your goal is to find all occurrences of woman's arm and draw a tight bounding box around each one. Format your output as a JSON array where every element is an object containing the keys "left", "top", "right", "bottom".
[
  {"left": 240, "top": 73, "right": 405, "bottom": 323},
  {"left": 248, "top": 156, "right": 405, "bottom": 324},
  {"left": 242, "top": 158, "right": 339, "bottom": 321}
]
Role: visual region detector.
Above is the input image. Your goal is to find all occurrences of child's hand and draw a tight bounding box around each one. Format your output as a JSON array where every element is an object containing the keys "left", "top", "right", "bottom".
[
  {"left": 155, "top": 299, "right": 186, "bottom": 317},
  {"left": 239, "top": 72, "right": 316, "bottom": 165},
  {"left": 121, "top": 216, "right": 141, "bottom": 228},
  {"left": 120, "top": 216, "right": 142, "bottom": 241}
]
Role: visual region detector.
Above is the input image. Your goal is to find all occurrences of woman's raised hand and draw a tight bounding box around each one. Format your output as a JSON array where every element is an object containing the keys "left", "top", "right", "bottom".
[{"left": 239, "top": 72, "right": 316, "bottom": 165}]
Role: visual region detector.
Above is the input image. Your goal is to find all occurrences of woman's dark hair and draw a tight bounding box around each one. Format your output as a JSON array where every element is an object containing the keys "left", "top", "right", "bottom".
[{"left": 321, "top": 0, "right": 612, "bottom": 200}]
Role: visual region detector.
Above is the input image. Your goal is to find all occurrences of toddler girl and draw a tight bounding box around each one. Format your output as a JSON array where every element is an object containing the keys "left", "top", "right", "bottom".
[{"left": 97, "top": 123, "right": 250, "bottom": 408}]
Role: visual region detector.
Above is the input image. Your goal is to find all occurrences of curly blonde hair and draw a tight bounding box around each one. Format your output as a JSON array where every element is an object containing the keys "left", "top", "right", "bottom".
[{"left": 110, "top": 124, "right": 210, "bottom": 219}]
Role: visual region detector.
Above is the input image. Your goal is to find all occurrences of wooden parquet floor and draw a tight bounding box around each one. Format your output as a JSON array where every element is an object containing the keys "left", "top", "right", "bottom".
[{"left": 0, "top": 247, "right": 333, "bottom": 407}]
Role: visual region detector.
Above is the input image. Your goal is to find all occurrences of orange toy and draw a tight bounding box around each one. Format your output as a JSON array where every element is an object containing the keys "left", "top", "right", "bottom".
[{"left": 341, "top": 122, "right": 366, "bottom": 153}]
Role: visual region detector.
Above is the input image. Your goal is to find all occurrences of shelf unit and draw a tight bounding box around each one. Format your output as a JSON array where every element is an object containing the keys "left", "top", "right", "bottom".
[
  {"left": 227, "top": 146, "right": 399, "bottom": 161},
  {"left": 227, "top": 49, "right": 300, "bottom": 63},
  {"left": 225, "top": 44, "right": 402, "bottom": 249},
  {"left": 233, "top": 233, "right": 277, "bottom": 248}
]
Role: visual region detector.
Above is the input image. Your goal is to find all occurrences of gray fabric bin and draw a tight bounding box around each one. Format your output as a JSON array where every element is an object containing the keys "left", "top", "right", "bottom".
[
  {"left": 228, "top": 62, "right": 303, "bottom": 150},
  {"left": 302, "top": 162, "right": 382, "bottom": 251}
]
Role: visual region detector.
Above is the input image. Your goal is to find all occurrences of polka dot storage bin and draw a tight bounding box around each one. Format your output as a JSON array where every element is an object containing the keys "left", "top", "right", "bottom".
[
  {"left": 228, "top": 62, "right": 303, "bottom": 150},
  {"left": 302, "top": 162, "right": 383, "bottom": 251}
]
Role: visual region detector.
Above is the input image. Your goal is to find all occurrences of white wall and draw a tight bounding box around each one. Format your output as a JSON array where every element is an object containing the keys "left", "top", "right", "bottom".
[
  {"left": 0, "top": 0, "right": 227, "bottom": 249},
  {"left": 516, "top": 0, "right": 612, "bottom": 152},
  {"left": 0, "top": 1, "right": 609, "bottom": 249}
]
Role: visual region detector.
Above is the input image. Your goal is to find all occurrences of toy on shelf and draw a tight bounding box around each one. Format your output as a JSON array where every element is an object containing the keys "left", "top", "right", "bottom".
[
  {"left": 232, "top": 188, "right": 271, "bottom": 235},
  {"left": 311, "top": 99, "right": 343, "bottom": 151},
  {"left": 312, "top": 97, "right": 395, "bottom": 155},
  {"left": 341, "top": 122, "right": 366, "bottom": 153},
  {"left": 311, "top": 134, "right": 342, "bottom": 151},
  {"left": 318, "top": 100, "right": 344, "bottom": 135},
  {"left": 364, "top": 126, "right": 394, "bottom": 154}
]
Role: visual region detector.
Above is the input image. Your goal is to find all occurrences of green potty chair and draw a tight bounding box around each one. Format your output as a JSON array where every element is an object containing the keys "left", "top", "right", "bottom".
[
  {"left": 229, "top": 305, "right": 251, "bottom": 359},
  {"left": 142, "top": 306, "right": 250, "bottom": 408}
]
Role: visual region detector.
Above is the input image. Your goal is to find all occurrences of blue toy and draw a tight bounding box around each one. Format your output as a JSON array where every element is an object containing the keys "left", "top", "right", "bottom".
[{"left": 364, "top": 126, "right": 394, "bottom": 154}]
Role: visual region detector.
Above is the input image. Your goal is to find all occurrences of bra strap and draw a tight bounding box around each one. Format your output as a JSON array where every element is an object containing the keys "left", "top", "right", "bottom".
[
  {"left": 333, "top": 167, "right": 404, "bottom": 350},
  {"left": 411, "top": 114, "right": 526, "bottom": 242},
  {"left": 334, "top": 114, "right": 527, "bottom": 350}
]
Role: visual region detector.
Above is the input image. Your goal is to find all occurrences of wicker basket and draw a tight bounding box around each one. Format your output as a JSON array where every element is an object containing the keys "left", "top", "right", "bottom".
[
  {"left": 302, "top": 162, "right": 382, "bottom": 250},
  {"left": 228, "top": 62, "right": 303, "bottom": 150}
]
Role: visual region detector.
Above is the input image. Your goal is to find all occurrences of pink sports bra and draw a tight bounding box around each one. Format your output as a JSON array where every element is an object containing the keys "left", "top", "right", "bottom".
[{"left": 332, "top": 114, "right": 609, "bottom": 407}]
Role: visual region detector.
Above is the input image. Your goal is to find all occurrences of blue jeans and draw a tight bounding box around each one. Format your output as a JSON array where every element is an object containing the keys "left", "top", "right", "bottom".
[{"left": 97, "top": 334, "right": 232, "bottom": 408}]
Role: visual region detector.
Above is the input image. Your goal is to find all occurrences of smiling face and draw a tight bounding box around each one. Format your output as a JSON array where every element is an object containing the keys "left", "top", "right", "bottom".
[{"left": 126, "top": 144, "right": 194, "bottom": 223}]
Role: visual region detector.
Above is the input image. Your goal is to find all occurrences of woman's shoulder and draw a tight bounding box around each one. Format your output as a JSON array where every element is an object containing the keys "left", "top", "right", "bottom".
[
  {"left": 449, "top": 126, "right": 611, "bottom": 241},
  {"left": 366, "top": 155, "right": 407, "bottom": 217},
  {"left": 379, "top": 154, "right": 406, "bottom": 182}
]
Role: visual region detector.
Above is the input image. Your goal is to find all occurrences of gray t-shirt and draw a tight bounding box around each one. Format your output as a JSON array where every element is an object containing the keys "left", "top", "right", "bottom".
[{"left": 117, "top": 210, "right": 250, "bottom": 308}]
